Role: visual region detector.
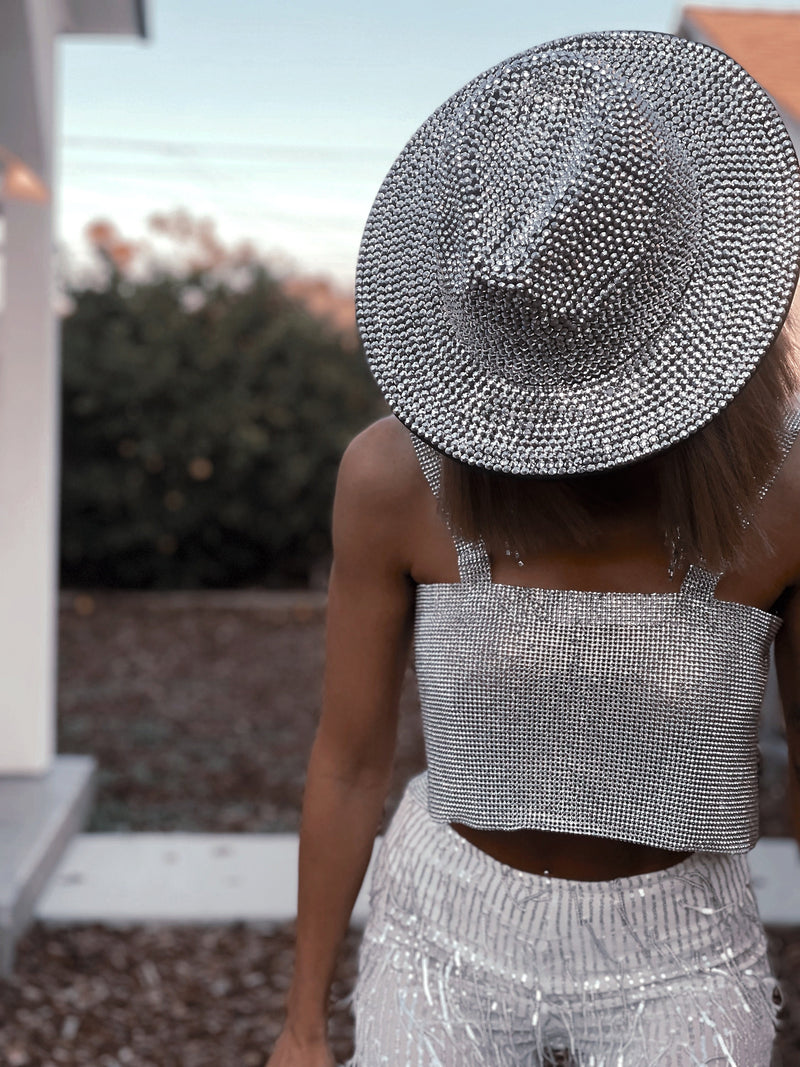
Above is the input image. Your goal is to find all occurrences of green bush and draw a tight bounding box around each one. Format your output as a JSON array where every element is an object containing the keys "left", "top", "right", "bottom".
[{"left": 59, "top": 257, "right": 383, "bottom": 588}]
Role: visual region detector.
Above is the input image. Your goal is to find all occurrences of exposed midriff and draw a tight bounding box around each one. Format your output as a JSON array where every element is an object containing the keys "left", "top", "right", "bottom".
[{"left": 450, "top": 822, "right": 693, "bottom": 880}]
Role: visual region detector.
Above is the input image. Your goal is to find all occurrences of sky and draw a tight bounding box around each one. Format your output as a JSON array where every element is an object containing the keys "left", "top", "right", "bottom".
[{"left": 57, "top": 0, "right": 800, "bottom": 287}]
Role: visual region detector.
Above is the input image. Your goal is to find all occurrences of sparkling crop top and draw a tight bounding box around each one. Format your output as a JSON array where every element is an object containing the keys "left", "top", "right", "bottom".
[{"left": 411, "top": 413, "right": 800, "bottom": 854}]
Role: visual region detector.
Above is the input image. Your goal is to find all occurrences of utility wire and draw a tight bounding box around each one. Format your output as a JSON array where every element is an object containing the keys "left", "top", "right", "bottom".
[{"left": 63, "top": 135, "right": 389, "bottom": 161}]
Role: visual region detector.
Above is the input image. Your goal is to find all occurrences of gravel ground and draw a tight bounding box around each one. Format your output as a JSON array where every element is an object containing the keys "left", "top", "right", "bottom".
[
  {"left": 55, "top": 590, "right": 424, "bottom": 833},
  {"left": 0, "top": 922, "right": 359, "bottom": 1067},
  {"left": 0, "top": 590, "right": 796, "bottom": 1066}
]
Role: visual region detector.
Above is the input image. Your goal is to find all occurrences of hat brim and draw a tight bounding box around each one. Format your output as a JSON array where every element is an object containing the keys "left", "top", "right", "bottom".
[{"left": 356, "top": 30, "right": 800, "bottom": 475}]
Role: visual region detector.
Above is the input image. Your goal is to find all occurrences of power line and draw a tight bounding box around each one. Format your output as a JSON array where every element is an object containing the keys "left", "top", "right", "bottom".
[
  {"left": 60, "top": 159, "right": 373, "bottom": 208},
  {"left": 60, "top": 160, "right": 373, "bottom": 184},
  {"left": 63, "top": 135, "right": 389, "bottom": 161}
]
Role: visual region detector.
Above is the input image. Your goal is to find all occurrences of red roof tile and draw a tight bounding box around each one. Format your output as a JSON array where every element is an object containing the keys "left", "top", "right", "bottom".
[{"left": 681, "top": 8, "right": 800, "bottom": 120}]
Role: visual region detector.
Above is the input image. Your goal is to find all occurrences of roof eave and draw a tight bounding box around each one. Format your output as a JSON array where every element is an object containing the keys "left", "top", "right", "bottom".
[
  {"left": 676, "top": 11, "right": 715, "bottom": 48},
  {"left": 59, "top": 0, "right": 148, "bottom": 39}
]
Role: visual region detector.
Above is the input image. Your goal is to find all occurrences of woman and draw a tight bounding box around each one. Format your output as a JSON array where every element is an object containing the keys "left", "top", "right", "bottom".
[{"left": 268, "top": 30, "right": 800, "bottom": 1066}]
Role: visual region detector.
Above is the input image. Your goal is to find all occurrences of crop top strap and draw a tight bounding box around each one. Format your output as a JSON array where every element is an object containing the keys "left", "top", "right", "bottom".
[
  {"left": 731, "top": 400, "right": 800, "bottom": 539},
  {"left": 758, "top": 401, "right": 800, "bottom": 504},
  {"left": 678, "top": 404, "right": 800, "bottom": 602},
  {"left": 678, "top": 563, "right": 721, "bottom": 602},
  {"left": 410, "top": 435, "right": 492, "bottom": 584}
]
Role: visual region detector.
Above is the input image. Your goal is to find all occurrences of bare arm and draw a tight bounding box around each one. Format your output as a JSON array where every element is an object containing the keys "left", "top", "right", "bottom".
[
  {"left": 269, "top": 419, "right": 417, "bottom": 1063},
  {"left": 775, "top": 584, "right": 800, "bottom": 849}
]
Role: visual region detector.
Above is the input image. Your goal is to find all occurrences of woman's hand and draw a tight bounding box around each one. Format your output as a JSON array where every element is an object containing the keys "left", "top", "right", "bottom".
[{"left": 264, "top": 1026, "right": 337, "bottom": 1067}]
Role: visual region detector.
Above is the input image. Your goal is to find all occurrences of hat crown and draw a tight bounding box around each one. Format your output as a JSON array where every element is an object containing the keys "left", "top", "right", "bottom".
[
  {"left": 435, "top": 53, "right": 702, "bottom": 388},
  {"left": 357, "top": 30, "right": 800, "bottom": 475}
]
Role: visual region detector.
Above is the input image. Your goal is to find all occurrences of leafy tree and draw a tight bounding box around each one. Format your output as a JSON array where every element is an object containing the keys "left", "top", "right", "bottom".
[{"left": 59, "top": 215, "right": 383, "bottom": 588}]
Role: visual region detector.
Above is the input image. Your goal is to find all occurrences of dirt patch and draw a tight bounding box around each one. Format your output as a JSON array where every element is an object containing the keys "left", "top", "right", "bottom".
[
  {"left": 56, "top": 591, "right": 425, "bottom": 833},
  {"left": 0, "top": 921, "right": 357, "bottom": 1067}
]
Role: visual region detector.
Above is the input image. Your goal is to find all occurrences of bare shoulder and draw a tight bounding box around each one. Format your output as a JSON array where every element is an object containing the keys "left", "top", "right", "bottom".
[
  {"left": 336, "top": 416, "right": 424, "bottom": 516},
  {"left": 332, "top": 417, "right": 426, "bottom": 572}
]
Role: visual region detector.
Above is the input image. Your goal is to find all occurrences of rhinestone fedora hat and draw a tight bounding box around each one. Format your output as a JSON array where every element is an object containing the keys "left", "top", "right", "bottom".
[{"left": 356, "top": 31, "right": 800, "bottom": 475}]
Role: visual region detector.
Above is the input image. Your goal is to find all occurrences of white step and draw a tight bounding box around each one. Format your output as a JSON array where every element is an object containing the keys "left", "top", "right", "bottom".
[
  {"left": 34, "top": 832, "right": 800, "bottom": 926},
  {"left": 0, "top": 756, "right": 96, "bottom": 973},
  {"left": 35, "top": 832, "right": 378, "bottom": 925}
]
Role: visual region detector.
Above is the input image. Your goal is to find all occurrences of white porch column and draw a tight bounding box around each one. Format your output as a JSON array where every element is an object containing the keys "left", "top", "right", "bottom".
[
  {"left": 0, "top": 0, "right": 59, "bottom": 774},
  {"left": 0, "top": 0, "right": 142, "bottom": 977}
]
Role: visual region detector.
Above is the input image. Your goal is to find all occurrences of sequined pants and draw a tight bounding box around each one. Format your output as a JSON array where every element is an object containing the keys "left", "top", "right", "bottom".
[{"left": 347, "top": 773, "right": 780, "bottom": 1067}]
